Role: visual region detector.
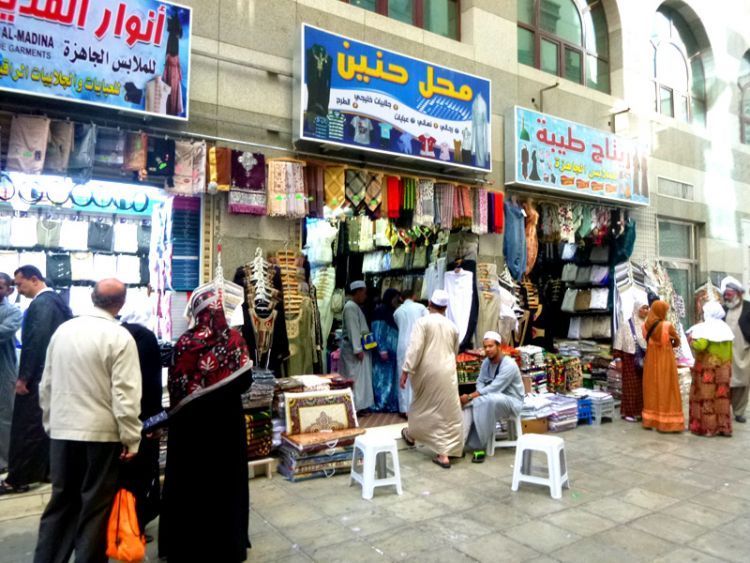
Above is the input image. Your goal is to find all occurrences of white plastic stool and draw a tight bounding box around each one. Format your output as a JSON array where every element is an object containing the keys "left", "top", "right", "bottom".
[
  {"left": 349, "top": 432, "right": 403, "bottom": 500},
  {"left": 511, "top": 434, "right": 569, "bottom": 499},
  {"left": 592, "top": 401, "right": 615, "bottom": 425},
  {"left": 487, "top": 415, "right": 523, "bottom": 456}
]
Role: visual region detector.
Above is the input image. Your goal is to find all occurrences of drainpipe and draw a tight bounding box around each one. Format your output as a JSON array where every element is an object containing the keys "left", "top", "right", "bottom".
[{"left": 538, "top": 82, "right": 560, "bottom": 112}]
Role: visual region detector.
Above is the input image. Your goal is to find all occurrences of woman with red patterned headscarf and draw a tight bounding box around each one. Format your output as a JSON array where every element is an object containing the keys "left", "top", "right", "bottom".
[{"left": 159, "top": 285, "right": 253, "bottom": 562}]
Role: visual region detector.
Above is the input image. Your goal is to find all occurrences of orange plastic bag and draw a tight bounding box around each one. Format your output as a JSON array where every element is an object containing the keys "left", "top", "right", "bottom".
[{"left": 106, "top": 488, "right": 146, "bottom": 563}]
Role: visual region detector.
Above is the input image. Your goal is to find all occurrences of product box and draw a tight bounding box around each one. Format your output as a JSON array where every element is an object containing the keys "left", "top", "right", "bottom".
[{"left": 522, "top": 417, "right": 549, "bottom": 435}]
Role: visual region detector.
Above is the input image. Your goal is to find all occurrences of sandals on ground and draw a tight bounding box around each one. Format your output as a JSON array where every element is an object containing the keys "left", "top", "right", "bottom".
[
  {"left": 432, "top": 456, "right": 451, "bottom": 469},
  {"left": 0, "top": 481, "right": 29, "bottom": 496},
  {"left": 401, "top": 428, "right": 415, "bottom": 447}
]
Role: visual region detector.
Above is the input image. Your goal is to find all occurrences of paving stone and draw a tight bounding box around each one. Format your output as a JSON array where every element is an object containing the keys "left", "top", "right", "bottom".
[
  {"left": 628, "top": 512, "right": 706, "bottom": 544},
  {"left": 409, "top": 546, "right": 479, "bottom": 563},
  {"left": 689, "top": 529, "right": 749, "bottom": 562},
  {"left": 455, "top": 531, "right": 541, "bottom": 562},
  {"left": 581, "top": 497, "right": 651, "bottom": 523},
  {"left": 620, "top": 487, "right": 682, "bottom": 510},
  {"left": 660, "top": 501, "right": 735, "bottom": 529},
  {"left": 310, "top": 539, "right": 393, "bottom": 563},
  {"left": 544, "top": 507, "right": 618, "bottom": 536},
  {"left": 592, "top": 526, "right": 676, "bottom": 561},
  {"left": 366, "top": 525, "right": 446, "bottom": 560},
  {"left": 506, "top": 520, "right": 581, "bottom": 553},
  {"left": 689, "top": 490, "right": 750, "bottom": 515},
  {"left": 652, "top": 547, "right": 728, "bottom": 563}
]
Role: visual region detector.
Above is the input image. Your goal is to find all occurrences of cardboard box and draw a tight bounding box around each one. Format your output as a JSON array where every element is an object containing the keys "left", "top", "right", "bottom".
[{"left": 522, "top": 417, "right": 548, "bottom": 435}]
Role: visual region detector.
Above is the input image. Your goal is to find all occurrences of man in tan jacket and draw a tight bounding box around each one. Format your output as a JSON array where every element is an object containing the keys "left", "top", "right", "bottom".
[{"left": 35, "top": 279, "right": 142, "bottom": 563}]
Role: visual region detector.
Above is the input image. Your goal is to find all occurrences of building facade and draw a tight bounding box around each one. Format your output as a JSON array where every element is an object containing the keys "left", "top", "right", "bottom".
[{"left": 172, "top": 0, "right": 750, "bottom": 318}]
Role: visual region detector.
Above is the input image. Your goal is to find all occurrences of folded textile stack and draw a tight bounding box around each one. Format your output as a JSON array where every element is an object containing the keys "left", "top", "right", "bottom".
[
  {"left": 457, "top": 351, "right": 483, "bottom": 383},
  {"left": 521, "top": 394, "right": 554, "bottom": 419},
  {"left": 279, "top": 389, "right": 362, "bottom": 482},
  {"left": 321, "top": 374, "right": 355, "bottom": 390},
  {"left": 278, "top": 430, "right": 364, "bottom": 482},
  {"left": 606, "top": 367, "right": 622, "bottom": 399},
  {"left": 272, "top": 418, "right": 285, "bottom": 449},
  {"left": 516, "top": 345, "right": 546, "bottom": 371},
  {"left": 242, "top": 375, "right": 275, "bottom": 411},
  {"left": 546, "top": 394, "right": 579, "bottom": 432},
  {"left": 245, "top": 409, "right": 273, "bottom": 460},
  {"left": 524, "top": 368, "right": 548, "bottom": 393},
  {"left": 292, "top": 375, "right": 332, "bottom": 391},
  {"left": 273, "top": 377, "right": 305, "bottom": 417}
]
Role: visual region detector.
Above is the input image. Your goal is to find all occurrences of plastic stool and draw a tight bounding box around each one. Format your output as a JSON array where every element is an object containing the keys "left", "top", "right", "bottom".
[
  {"left": 577, "top": 398, "right": 593, "bottom": 425},
  {"left": 592, "top": 401, "right": 615, "bottom": 425},
  {"left": 511, "top": 434, "right": 569, "bottom": 499},
  {"left": 350, "top": 432, "right": 403, "bottom": 500},
  {"left": 487, "top": 415, "right": 523, "bottom": 456}
]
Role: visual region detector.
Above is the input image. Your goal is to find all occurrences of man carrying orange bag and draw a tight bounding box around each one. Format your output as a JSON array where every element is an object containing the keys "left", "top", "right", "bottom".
[{"left": 34, "top": 279, "right": 142, "bottom": 563}]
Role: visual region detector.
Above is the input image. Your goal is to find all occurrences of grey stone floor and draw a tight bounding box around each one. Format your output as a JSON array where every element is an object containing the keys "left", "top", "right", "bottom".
[{"left": 1, "top": 418, "right": 749, "bottom": 562}]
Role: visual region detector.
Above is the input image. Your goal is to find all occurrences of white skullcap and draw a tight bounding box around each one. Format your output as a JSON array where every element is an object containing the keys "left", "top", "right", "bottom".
[
  {"left": 430, "top": 289, "right": 449, "bottom": 307},
  {"left": 483, "top": 331, "right": 502, "bottom": 344},
  {"left": 350, "top": 280, "right": 366, "bottom": 292},
  {"left": 720, "top": 276, "right": 744, "bottom": 294}
]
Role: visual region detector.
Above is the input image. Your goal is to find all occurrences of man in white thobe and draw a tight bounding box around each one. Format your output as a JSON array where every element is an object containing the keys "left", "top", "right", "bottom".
[
  {"left": 722, "top": 276, "right": 750, "bottom": 423},
  {"left": 340, "top": 281, "right": 374, "bottom": 412},
  {"left": 393, "top": 289, "right": 427, "bottom": 416},
  {"left": 461, "top": 331, "right": 525, "bottom": 462},
  {"left": 400, "top": 290, "right": 463, "bottom": 469}
]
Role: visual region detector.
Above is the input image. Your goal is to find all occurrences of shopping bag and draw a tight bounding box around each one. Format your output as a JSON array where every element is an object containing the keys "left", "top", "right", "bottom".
[{"left": 106, "top": 488, "right": 146, "bottom": 563}]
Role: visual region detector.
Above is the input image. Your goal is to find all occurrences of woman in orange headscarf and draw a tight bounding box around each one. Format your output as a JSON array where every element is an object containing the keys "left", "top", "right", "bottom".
[{"left": 642, "top": 300, "right": 685, "bottom": 432}]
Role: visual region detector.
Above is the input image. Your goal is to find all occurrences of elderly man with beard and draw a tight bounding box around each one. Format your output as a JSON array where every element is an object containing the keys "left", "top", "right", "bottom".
[{"left": 722, "top": 276, "right": 750, "bottom": 423}]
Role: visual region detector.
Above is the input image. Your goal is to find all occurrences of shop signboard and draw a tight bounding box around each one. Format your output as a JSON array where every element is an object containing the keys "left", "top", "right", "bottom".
[
  {"left": 505, "top": 106, "right": 649, "bottom": 206},
  {"left": 296, "top": 24, "right": 492, "bottom": 172},
  {"left": 0, "top": 0, "right": 191, "bottom": 120}
]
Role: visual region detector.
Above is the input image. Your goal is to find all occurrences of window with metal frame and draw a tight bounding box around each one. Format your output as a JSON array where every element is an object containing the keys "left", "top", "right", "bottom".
[
  {"left": 658, "top": 219, "right": 698, "bottom": 325},
  {"left": 517, "top": 0, "right": 610, "bottom": 93},
  {"left": 657, "top": 177, "right": 694, "bottom": 201},
  {"left": 651, "top": 6, "right": 707, "bottom": 126},
  {"left": 344, "top": 0, "right": 460, "bottom": 40}
]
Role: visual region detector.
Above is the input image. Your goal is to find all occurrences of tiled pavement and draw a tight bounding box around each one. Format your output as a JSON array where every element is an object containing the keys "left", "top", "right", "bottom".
[{"left": 1, "top": 418, "right": 749, "bottom": 562}]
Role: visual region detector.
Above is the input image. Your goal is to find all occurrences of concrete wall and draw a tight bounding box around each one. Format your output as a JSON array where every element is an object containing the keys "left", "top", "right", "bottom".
[{"left": 177, "top": 0, "right": 750, "bottom": 283}]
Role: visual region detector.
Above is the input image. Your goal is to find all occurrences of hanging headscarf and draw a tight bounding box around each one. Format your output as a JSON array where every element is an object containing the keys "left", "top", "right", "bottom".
[
  {"left": 373, "top": 288, "right": 400, "bottom": 330},
  {"left": 614, "top": 299, "right": 648, "bottom": 354},
  {"left": 168, "top": 284, "right": 250, "bottom": 406},
  {"left": 687, "top": 300, "right": 735, "bottom": 342}
]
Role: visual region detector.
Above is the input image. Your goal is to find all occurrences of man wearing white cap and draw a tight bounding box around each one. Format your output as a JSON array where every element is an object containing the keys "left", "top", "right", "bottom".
[
  {"left": 393, "top": 288, "right": 427, "bottom": 417},
  {"left": 461, "top": 331, "right": 525, "bottom": 462},
  {"left": 722, "top": 276, "right": 750, "bottom": 422},
  {"left": 340, "top": 281, "right": 374, "bottom": 412},
  {"left": 399, "top": 289, "right": 463, "bottom": 468}
]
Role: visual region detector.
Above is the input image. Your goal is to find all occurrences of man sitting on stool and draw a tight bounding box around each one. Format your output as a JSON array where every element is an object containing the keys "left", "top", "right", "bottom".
[{"left": 461, "top": 331, "right": 525, "bottom": 463}]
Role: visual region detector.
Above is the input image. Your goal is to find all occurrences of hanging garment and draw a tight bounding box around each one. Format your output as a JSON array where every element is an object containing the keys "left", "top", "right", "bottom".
[
  {"left": 524, "top": 201, "right": 539, "bottom": 275},
  {"left": 172, "top": 141, "right": 194, "bottom": 194},
  {"left": 191, "top": 141, "right": 207, "bottom": 193},
  {"left": 68, "top": 124, "right": 97, "bottom": 183},
  {"left": 7, "top": 115, "right": 50, "bottom": 174},
  {"left": 10, "top": 217, "right": 38, "bottom": 248},
  {"left": 59, "top": 221, "right": 89, "bottom": 251},
  {"left": 146, "top": 137, "right": 176, "bottom": 178},
  {"left": 44, "top": 120, "right": 74, "bottom": 173},
  {"left": 304, "top": 164, "right": 325, "bottom": 218},
  {"left": 386, "top": 176, "right": 401, "bottom": 219},
  {"left": 228, "top": 190, "right": 267, "bottom": 215},
  {"left": 207, "top": 146, "right": 232, "bottom": 192},
  {"left": 123, "top": 132, "right": 148, "bottom": 172},
  {"left": 345, "top": 169, "right": 367, "bottom": 211},
  {"left": 88, "top": 222, "right": 114, "bottom": 252},
  {"left": 94, "top": 129, "right": 126, "bottom": 168},
  {"left": 70, "top": 252, "right": 96, "bottom": 281},
  {"left": 231, "top": 151, "right": 265, "bottom": 190},
  {"left": 364, "top": 172, "right": 383, "bottom": 213},
  {"left": 114, "top": 222, "right": 139, "bottom": 254},
  {"left": 324, "top": 166, "right": 346, "bottom": 213},
  {"left": 503, "top": 200, "right": 527, "bottom": 281},
  {"left": 444, "top": 268, "right": 475, "bottom": 343},
  {"left": 286, "top": 297, "right": 316, "bottom": 377},
  {"left": 36, "top": 220, "right": 61, "bottom": 249},
  {"left": 414, "top": 179, "right": 435, "bottom": 226}
]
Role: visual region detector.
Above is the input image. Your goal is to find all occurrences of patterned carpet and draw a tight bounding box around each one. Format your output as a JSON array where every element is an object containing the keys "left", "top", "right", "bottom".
[{"left": 358, "top": 412, "right": 405, "bottom": 428}]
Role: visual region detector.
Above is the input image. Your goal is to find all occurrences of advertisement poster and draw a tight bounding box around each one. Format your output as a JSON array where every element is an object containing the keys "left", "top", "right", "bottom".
[
  {"left": 505, "top": 106, "right": 649, "bottom": 206},
  {"left": 297, "top": 24, "right": 492, "bottom": 172},
  {"left": 0, "top": 0, "right": 191, "bottom": 120}
]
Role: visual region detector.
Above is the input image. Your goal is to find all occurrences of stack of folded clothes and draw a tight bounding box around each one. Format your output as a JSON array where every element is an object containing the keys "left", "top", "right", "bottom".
[
  {"left": 245, "top": 409, "right": 273, "bottom": 460},
  {"left": 278, "top": 389, "right": 364, "bottom": 482},
  {"left": 545, "top": 394, "right": 579, "bottom": 432}
]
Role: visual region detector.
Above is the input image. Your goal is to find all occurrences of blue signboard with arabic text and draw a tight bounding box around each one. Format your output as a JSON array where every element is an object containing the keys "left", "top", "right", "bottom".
[
  {"left": 505, "top": 106, "right": 649, "bottom": 206},
  {"left": 0, "top": 0, "right": 191, "bottom": 120},
  {"left": 297, "top": 24, "right": 492, "bottom": 172}
]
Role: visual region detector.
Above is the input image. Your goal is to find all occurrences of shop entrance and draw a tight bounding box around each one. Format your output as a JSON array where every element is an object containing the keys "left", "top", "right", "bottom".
[{"left": 658, "top": 219, "right": 698, "bottom": 325}]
